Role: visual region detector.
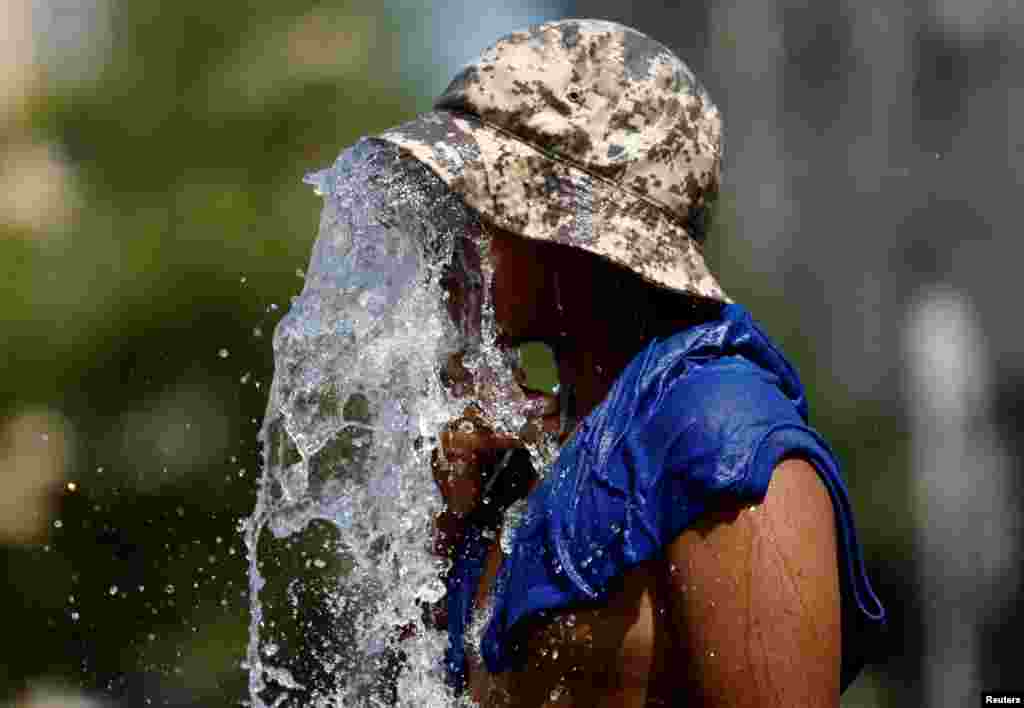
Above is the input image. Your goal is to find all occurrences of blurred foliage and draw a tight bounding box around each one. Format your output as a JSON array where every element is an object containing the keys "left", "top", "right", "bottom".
[
  {"left": 0, "top": 0, "right": 435, "bottom": 703},
  {"left": 518, "top": 342, "right": 558, "bottom": 394}
]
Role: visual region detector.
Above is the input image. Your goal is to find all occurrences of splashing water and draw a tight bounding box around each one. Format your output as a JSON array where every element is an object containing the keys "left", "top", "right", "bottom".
[{"left": 243, "top": 139, "right": 557, "bottom": 707}]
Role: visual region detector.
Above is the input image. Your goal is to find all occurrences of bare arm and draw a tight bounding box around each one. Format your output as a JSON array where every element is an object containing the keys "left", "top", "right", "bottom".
[{"left": 664, "top": 457, "right": 841, "bottom": 707}]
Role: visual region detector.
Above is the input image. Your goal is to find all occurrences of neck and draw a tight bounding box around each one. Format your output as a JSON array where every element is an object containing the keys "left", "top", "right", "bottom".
[
  {"left": 549, "top": 304, "right": 713, "bottom": 423},
  {"left": 542, "top": 257, "right": 715, "bottom": 424},
  {"left": 552, "top": 329, "right": 643, "bottom": 424}
]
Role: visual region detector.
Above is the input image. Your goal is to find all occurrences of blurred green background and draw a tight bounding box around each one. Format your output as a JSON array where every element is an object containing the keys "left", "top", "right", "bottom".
[
  {"left": 1, "top": 1, "right": 433, "bottom": 704},
  {"left": 3, "top": 0, "right": 1020, "bottom": 706}
]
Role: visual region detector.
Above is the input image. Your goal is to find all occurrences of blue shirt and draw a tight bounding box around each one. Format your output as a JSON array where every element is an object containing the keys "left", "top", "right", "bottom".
[{"left": 445, "top": 304, "right": 886, "bottom": 693}]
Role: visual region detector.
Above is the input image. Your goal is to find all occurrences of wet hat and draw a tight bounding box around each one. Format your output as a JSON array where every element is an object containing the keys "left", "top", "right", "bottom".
[{"left": 378, "top": 18, "right": 728, "bottom": 302}]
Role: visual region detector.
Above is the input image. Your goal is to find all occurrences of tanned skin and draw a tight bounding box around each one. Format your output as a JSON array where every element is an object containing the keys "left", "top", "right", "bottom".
[{"left": 431, "top": 228, "right": 841, "bottom": 707}]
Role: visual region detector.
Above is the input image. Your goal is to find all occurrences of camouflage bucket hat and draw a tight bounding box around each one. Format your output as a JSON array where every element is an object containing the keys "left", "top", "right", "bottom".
[{"left": 378, "top": 18, "right": 728, "bottom": 302}]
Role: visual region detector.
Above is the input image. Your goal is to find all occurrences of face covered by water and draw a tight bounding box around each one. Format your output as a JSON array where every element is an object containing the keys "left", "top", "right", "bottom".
[{"left": 245, "top": 139, "right": 555, "bottom": 707}]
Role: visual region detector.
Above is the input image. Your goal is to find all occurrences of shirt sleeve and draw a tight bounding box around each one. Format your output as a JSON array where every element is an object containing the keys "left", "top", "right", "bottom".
[
  {"left": 650, "top": 358, "right": 887, "bottom": 691},
  {"left": 482, "top": 350, "right": 886, "bottom": 690}
]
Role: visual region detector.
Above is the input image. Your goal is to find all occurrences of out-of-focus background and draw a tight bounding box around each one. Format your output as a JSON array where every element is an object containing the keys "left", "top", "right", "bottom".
[{"left": 2, "top": 0, "right": 1020, "bottom": 705}]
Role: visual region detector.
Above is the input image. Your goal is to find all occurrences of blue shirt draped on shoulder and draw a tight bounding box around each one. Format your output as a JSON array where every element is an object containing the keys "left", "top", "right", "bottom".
[{"left": 444, "top": 304, "right": 886, "bottom": 694}]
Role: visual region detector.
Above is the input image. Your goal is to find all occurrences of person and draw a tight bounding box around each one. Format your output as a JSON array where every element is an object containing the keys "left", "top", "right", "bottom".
[{"left": 374, "top": 19, "right": 886, "bottom": 706}]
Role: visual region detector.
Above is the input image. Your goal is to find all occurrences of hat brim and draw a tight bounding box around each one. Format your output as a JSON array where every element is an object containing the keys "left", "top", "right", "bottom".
[{"left": 377, "top": 110, "right": 728, "bottom": 303}]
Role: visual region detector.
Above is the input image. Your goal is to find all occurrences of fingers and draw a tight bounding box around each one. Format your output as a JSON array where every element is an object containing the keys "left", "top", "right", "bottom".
[
  {"left": 430, "top": 410, "right": 534, "bottom": 557},
  {"left": 441, "top": 409, "right": 523, "bottom": 456},
  {"left": 431, "top": 446, "right": 481, "bottom": 516},
  {"left": 432, "top": 507, "right": 466, "bottom": 557},
  {"left": 518, "top": 386, "right": 559, "bottom": 417},
  {"left": 517, "top": 405, "right": 561, "bottom": 445},
  {"left": 440, "top": 348, "right": 560, "bottom": 423},
  {"left": 430, "top": 383, "right": 558, "bottom": 559},
  {"left": 431, "top": 413, "right": 508, "bottom": 516}
]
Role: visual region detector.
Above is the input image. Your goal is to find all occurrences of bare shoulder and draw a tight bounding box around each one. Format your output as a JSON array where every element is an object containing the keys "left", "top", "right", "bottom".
[{"left": 662, "top": 457, "right": 841, "bottom": 708}]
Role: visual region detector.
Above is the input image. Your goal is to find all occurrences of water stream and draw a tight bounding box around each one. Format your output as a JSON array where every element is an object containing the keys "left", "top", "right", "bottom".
[{"left": 242, "top": 139, "right": 556, "bottom": 707}]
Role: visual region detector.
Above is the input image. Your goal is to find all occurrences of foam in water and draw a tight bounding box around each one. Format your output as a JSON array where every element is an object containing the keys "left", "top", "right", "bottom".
[{"left": 243, "top": 139, "right": 557, "bottom": 707}]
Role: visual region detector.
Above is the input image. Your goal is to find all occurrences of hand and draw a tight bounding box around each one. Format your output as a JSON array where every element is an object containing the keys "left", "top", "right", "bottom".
[
  {"left": 431, "top": 358, "right": 561, "bottom": 558},
  {"left": 430, "top": 407, "right": 522, "bottom": 557}
]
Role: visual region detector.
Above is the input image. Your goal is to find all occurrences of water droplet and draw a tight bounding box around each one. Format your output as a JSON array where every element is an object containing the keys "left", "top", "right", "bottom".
[
  {"left": 109, "top": 585, "right": 118, "bottom": 596},
  {"left": 312, "top": 559, "right": 326, "bottom": 569},
  {"left": 218, "top": 348, "right": 230, "bottom": 359},
  {"left": 708, "top": 650, "right": 716, "bottom": 658},
  {"left": 66, "top": 482, "right": 77, "bottom": 492},
  {"left": 252, "top": 327, "right": 263, "bottom": 338},
  {"left": 240, "top": 276, "right": 248, "bottom": 284},
  {"left": 53, "top": 520, "right": 63, "bottom": 529},
  {"left": 240, "top": 372, "right": 251, "bottom": 384},
  {"left": 70, "top": 611, "right": 80, "bottom": 621},
  {"left": 165, "top": 584, "right": 176, "bottom": 594}
]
